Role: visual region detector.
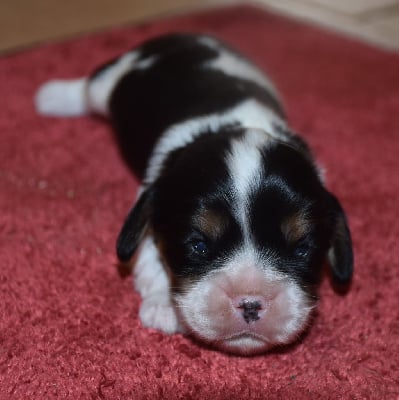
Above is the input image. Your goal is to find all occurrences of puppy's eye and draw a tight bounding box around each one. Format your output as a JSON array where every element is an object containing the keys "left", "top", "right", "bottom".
[
  {"left": 294, "top": 242, "right": 311, "bottom": 258},
  {"left": 191, "top": 240, "right": 208, "bottom": 256}
]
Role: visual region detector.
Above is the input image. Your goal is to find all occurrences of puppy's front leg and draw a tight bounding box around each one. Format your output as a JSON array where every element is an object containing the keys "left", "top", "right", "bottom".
[{"left": 134, "top": 235, "right": 183, "bottom": 334}]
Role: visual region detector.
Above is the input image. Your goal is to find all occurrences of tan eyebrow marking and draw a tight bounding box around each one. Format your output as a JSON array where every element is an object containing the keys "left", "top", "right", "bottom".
[
  {"left": 281, "top": 212, "right": 311, "bottom": 242},
  {"left": 194, "top": 209, "right": 228, "bottom": 241}
]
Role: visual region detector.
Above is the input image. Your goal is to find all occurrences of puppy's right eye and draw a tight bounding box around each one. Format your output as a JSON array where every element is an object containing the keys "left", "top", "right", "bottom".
[{"left": 191, "top": 240, "right": 208, "bottom": 256}]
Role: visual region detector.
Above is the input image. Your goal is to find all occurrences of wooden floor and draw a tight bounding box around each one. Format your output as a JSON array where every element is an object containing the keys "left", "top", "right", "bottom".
[
  {"left": 0, "top": 0, "right": 222, "bottom": 54},
  {"left": 1, "top": 0, "right": 399, "bottom": 54}
]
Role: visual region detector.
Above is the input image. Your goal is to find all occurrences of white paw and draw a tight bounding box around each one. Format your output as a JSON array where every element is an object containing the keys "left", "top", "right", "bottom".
[
  {"left": 35, "top": 78, "right": 88, "bottom": 116},
  {"left": 139, "top": 296, "right": 182, "bottom": 334}
]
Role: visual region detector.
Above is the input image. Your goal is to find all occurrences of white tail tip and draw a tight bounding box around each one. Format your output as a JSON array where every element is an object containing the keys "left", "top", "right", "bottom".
[{"left": 35, "top": 78, "right": 89, "bottom": 117}]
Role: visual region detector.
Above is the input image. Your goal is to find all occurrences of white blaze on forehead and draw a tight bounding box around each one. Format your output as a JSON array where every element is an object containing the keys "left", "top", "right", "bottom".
[
  {"left": 144, "top": 99, "right": 286, "bottom": 185},
  {"left": 226, "top": 129, "right": 271, "bottom": 234}
]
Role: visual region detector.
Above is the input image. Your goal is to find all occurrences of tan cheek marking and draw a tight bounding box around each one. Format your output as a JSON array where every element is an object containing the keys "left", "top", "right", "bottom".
[{"left": 281, "top": 213, "right": 310, "bottom": 242}]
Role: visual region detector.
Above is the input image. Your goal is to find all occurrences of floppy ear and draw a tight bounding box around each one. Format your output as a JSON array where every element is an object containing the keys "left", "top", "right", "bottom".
[
  {"left": 116, "top": 187, "right": 154, "bottom": 262},
  {"left": 326, "top": 192, "right": 354, "bottom": 284}
]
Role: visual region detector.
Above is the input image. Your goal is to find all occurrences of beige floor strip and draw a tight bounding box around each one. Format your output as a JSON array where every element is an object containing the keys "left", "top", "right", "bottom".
[{"left": 1, "top": 0, "right": 398, "bottom": 54}]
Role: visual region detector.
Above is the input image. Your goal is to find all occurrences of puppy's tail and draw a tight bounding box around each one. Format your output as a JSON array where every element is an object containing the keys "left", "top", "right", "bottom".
[
  {"left": 35, "top": 78, "right": 90, "bottom": 117},
  {"left": 35, "top": 51, "right": 139, "bottom": 117}
]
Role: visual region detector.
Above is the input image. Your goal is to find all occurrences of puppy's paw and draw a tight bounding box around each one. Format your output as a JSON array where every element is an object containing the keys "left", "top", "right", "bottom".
[{"left": 139, "top": 295, "right": 182, "bottom": 334}]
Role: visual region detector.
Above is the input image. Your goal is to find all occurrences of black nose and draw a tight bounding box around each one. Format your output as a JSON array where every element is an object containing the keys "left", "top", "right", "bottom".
[{"left": 238, "top": 300, "right": 262, "bottom": 323}]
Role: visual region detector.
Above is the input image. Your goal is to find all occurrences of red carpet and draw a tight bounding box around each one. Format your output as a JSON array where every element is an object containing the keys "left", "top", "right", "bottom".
[{"left": 1, "top": 5, "right": 399, "bottom": 399}]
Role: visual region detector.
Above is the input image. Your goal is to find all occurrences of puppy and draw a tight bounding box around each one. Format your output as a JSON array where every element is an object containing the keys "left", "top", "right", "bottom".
[{"left": 35, "top": 33, "right": 353, "bottom": 355}]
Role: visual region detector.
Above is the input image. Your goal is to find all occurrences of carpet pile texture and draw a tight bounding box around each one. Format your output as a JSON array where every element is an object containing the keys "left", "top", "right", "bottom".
[{"left": 1, "top": 5, "right": 398, "bottom": 399}]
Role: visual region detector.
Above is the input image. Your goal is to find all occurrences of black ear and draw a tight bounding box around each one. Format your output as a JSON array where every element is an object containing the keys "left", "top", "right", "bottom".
[
  {"left": 116, "top": 187, "right": 154, "bottom": 262},
  {"left": 326, "top": 192, "right": 354, "bottom": 284}
]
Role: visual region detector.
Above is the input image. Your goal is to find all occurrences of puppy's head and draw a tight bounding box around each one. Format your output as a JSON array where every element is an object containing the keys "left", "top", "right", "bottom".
[{"left": 117, "top": 128, "right": 353, "bottom": 355}]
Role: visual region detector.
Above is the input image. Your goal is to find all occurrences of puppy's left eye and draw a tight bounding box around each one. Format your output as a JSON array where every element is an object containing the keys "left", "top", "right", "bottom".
[{"left": 294, "top": 242, "right": 311, "bottom": 258}]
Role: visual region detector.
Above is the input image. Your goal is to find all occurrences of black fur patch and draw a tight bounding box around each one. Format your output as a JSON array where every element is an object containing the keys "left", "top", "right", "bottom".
[
  {"left": 151, "top": 130, "right": 242, "bottom": 278},
  {"left": 101, "top": 33, "right": 283, "bottom": 177},
  {"left": 249, "top": 143, "right": 333, "bottom": 285}
]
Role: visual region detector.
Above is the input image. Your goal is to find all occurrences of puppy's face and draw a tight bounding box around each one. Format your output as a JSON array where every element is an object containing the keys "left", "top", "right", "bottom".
[{"left": 118, "top": 129, "right": 353, "bottom": 355}]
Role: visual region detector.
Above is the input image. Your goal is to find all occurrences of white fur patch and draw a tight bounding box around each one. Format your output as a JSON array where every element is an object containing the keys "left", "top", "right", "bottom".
[
  {"left": 35, "top": 78, "right": 89, "bottom": 117},
  {"left": 87, "top": 51, "right": 137, "bottom": 116},
  {"left": 144, "top": 99, "right": 286, "bottom": 185},
  {"left": 134, "top": 55, "right": 158, "bottom": 70},
  {"left": 198, "top": 36, "right": 279, "bottom": 99},
  {"left": 88, "top": 51, "right": 157, "bottom": 116},
  {"left": 134, "top": 235, "right": 182, "bottom": 334}
]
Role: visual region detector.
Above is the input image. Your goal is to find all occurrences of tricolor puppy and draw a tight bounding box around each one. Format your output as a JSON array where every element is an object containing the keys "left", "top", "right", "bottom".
[{"left": 35, "top": 33, "right": 353, "bottom": 355}]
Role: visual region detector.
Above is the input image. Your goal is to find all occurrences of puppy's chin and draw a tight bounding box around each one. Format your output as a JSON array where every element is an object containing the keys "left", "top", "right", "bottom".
[
  {"left": 174, "top": 260, "right": 315, "bottom": 355},
  {"left": 215, "top": 335, "right": 271, "bottom": 356},
  {"left": 178, "top": 308, "right": 313, "bottom": 356}
]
